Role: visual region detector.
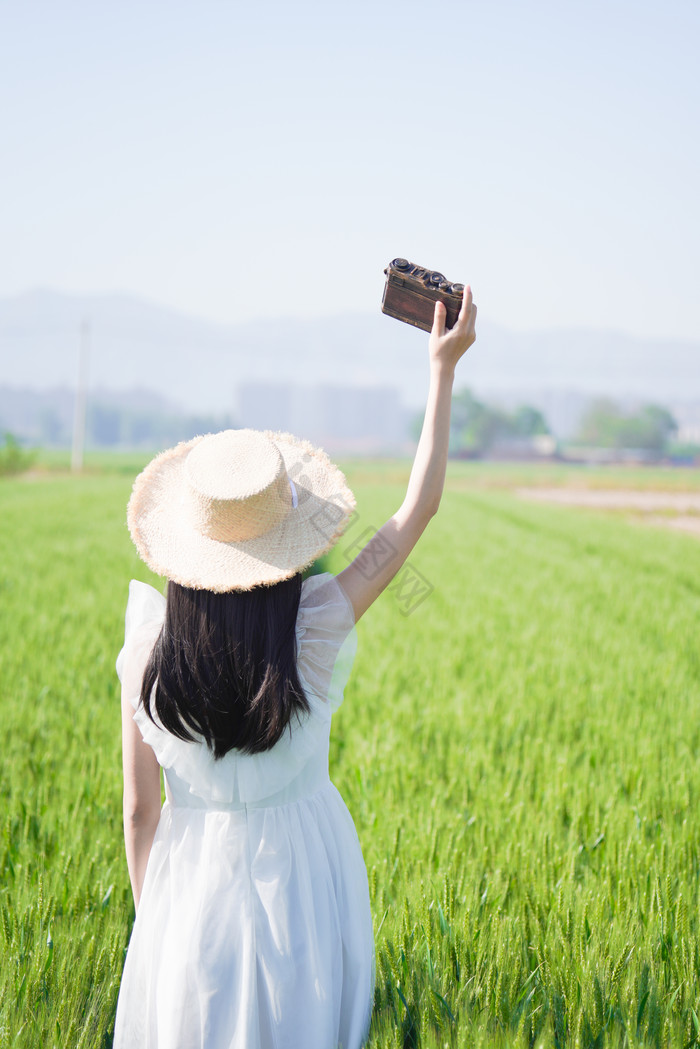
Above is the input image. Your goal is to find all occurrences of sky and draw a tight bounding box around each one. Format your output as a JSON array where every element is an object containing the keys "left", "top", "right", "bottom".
[{"left": 1, "top": 0, "right": 699, "bottom": 341}]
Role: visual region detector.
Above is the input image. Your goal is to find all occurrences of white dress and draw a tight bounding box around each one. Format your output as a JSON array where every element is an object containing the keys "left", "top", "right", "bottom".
[{"left": 114, "top": 573, "right": 374, "bottom": 1049}]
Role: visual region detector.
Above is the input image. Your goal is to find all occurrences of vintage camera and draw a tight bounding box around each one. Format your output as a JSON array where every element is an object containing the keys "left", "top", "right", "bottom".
[{"left": 381, "top": 258, "right": 465, "bottom": 333}]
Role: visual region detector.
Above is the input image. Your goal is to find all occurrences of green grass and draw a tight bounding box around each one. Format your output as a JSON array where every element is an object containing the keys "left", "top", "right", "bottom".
[
  {"left": 32, "top": 449, "right": 154, "bottom": 476},
  {"left": 342, "top": 457, "right": 700, "bottom": 493},
  {"left": 33, "top": 448, "right": 700, "bottom": 490},
  {"left": 1, "top": 467, "right": 700, "bottom": 1046}
]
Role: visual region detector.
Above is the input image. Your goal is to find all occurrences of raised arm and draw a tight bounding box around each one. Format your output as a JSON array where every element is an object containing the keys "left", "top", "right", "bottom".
[{"left": 337, "top": 286, "right": 477, "bottom": 621}]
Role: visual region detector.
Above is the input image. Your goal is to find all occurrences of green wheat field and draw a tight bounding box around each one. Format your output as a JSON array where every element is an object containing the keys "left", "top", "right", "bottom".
[{"left": 2, "top": 459, "right": 700, "bottom": 1048}]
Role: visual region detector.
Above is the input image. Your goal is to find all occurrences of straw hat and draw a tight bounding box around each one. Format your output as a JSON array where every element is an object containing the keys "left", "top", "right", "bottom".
[{"left": 127, "top": 429, "right": 355, "bottom": 592}]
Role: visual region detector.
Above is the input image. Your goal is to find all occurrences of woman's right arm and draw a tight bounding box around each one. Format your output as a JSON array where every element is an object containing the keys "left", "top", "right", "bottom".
[
  {"left": 337, "top": 286, "right": 476, "bottom": 622},
  {"left": 121, "top": 646, "right": 162, "bottom": 910}
]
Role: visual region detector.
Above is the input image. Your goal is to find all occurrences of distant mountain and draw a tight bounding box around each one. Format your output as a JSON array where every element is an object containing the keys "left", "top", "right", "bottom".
[{"left": 1, "top": 290, "right": 698, "bottom": 427}]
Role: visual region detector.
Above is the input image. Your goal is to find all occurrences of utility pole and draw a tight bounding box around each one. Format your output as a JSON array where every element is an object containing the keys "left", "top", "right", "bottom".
[{"left": 71, "top": 319, "right": 90, "bottom": 473}]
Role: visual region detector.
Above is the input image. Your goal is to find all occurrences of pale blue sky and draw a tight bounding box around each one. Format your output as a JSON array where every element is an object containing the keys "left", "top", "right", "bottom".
[{"left": 2, "top": 0, "right": 699, "bottom": 339}]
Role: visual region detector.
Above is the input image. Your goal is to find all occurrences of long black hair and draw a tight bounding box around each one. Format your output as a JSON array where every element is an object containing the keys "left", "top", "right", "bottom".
[{"left": 139, "top": 573, "right": 309, "bottom": 758}]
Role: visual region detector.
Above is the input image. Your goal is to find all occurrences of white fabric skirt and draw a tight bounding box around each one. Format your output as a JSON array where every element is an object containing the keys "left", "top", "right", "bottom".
[{"left": 113, "top": 782, "right": 374, "bottom": 1049}]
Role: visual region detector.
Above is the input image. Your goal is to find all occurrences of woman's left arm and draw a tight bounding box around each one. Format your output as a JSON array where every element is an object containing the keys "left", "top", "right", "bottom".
[{"left": 121, "top": 661, "right": 162, "bottom": 911}]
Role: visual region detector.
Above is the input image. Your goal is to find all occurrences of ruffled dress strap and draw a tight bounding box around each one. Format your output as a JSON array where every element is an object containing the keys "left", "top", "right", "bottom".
[
  {"left": 115, "top": 579, "right": 166, "bottom": 691},
  {"left": 295, "top": 572, "right": 356, "bottom": 712}
]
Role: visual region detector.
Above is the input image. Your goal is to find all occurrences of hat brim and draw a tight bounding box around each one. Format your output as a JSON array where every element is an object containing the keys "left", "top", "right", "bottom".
[{"left": 127, "top": 431, "right": 356, "bottom": 592}]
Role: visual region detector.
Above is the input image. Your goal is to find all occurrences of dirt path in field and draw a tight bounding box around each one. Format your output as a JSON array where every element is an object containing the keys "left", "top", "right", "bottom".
[{"left": 516, "top": 488, "right": 700, "bottom": 537}]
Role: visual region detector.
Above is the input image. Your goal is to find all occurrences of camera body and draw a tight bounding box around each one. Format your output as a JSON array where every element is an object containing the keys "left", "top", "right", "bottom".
[{"left": 381, "top": 258, "right": 464, "bottom": 333}]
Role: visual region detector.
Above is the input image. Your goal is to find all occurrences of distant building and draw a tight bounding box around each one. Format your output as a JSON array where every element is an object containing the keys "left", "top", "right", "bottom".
[
  {"left": 236, "top": 382, "right": 408, "bottom": 453},
  {"left": 234, "top": 383, "right": 295, "bottom": 434},
  {"left": 669, "top": 400, "right": 700, "bottom": 445}
]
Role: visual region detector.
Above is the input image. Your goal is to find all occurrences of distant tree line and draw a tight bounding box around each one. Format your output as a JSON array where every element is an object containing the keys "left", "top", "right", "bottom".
[
  {"left": 448, "top": 390, "right": 550, "bottom": 456},
  {"left": 86, "top": 404, "right": 237, "bottom": 449},
  {"left": 416, "top": 389, "right": 683, "bottom": 460},
  {"left": 411, "top": 389, "right": 551, "bottom": 457},
  {"left": 33, "top": 403, "right": 237, "bottom": 449},
  {"left": 575, "top": 399, "right": 677, "bottom": 454}
]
